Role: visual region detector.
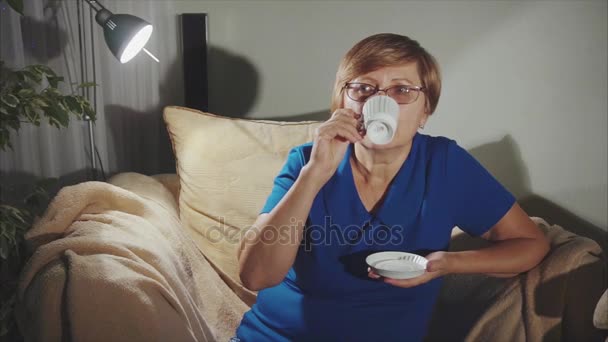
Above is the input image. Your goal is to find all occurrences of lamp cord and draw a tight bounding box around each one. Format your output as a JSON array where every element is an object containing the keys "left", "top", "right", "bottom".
[{"left": 95, "top": 145, "right": 107, "bottom": 182}]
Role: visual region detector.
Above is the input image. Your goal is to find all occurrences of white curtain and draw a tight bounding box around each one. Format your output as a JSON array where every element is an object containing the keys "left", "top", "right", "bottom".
[{"left": 0, "top": 0, "right": 182, "bottom": 187}]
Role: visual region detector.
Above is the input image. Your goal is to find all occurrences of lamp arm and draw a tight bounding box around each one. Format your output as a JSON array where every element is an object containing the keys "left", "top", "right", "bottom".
[
  {"left": 82, "top": 0, "right": 106, "bottom": 13},
  {"left": 82, "top": 0, "right": 113, "bottom": 26}
]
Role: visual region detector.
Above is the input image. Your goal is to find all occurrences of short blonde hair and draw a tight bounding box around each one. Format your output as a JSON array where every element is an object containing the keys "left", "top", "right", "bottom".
[{"left": 331, "top": 33, "right": 441, "bottom": 114}]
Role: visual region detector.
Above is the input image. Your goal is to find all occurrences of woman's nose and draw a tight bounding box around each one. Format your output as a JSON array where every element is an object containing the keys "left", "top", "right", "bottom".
[{"left": 366, "top": 91, "right": 389, "bottom": 103}]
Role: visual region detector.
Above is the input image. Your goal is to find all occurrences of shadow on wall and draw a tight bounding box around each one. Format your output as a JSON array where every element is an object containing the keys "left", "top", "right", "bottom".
[
  {"left": 207, "top": 46, "right": 260, "bottom": 118},
  {"left": 104, "top": 71, "right": 178, "bottom": 176},
  {"left": 520, "top": 195, "right": 608, "bottom": 252},
  {"left": 262, "top": 109, "right": 332, "bottom": 122},
  {"left": 103, "top": 48, "right": 187, "bottom": 176},
  {"left": 104, "top": 45, "right": 261, "bottom": 176},
  {"left": 18, "top": 1, "right": 68, "bottom": 64},
  {"left": 468, "top": 135, "right": 607, "bottom": 252},
  {"left": 468, "top": 135, "right": 531, "bottom": 199}
]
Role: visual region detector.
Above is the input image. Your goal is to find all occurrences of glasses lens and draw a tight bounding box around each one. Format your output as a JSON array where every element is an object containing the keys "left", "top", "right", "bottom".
[
  {"left": 387, "top": 86, "right": 419, "bottom": 104},
  {"left": 347, "top": 83, "right": 376, "bottom": 102}
]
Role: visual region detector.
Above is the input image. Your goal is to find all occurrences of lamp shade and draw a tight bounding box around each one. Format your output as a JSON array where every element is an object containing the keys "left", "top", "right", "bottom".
[{"left": 95, "top": 9, "right": 153, "bottom": 63}]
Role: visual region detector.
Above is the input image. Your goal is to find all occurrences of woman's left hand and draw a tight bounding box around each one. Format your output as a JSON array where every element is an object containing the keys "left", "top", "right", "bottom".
[{"left": 367, "top": 251, "right": 451, "bottom": 288}]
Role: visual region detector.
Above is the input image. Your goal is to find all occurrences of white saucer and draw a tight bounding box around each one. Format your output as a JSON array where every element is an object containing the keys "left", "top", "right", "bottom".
[{"left": 366, "top": 251, "right": 428, "bottom": 279}]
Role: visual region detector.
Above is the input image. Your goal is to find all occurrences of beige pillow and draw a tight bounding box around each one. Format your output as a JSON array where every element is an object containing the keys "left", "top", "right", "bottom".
[{"left": 163, "top": 106, "right": 321, "bottom": 304}]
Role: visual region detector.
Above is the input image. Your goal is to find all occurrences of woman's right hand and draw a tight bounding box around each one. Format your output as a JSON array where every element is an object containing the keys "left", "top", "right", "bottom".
[
  {"left": 239, "top": 109, "right": 362, "bottom": 291},
  {"left": 306, "top": 108, "right": 364, "bottom": 184}
]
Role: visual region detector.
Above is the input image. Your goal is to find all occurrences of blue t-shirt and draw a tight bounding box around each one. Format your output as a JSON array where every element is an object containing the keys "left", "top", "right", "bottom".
[{"left": 236, "top": 133, "right": 515, "bottom": 342}]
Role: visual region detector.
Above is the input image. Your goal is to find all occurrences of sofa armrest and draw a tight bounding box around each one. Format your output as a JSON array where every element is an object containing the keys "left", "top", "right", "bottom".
[
  {"left": 428, "top": 217, "right": 607, "bottom": 342},
  {"left": 108, "top": 172, "right": 179, "bottom": 218},
  {"left": 534, "top": 222, "right": 607, "bottom": 341},
  {"left": 17, "top": 175, "right": 217, "bottom": 341}
]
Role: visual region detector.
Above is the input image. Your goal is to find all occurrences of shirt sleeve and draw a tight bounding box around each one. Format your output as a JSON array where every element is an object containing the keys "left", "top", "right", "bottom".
[
  {"left": 260, "top": 146, "right": 306, "bottom": 214},
  {"left": 446, "top": 140, "right": 516, "bottom": 236}
]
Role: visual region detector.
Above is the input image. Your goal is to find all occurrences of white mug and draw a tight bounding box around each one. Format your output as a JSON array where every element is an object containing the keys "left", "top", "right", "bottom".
[{"left": 362, "top": 95, "right": 399, "bottom": 145}]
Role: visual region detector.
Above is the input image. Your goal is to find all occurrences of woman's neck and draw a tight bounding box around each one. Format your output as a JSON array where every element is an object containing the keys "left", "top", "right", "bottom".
[{"left": 351, "top": 142, "right": 412, "bottom": 186}]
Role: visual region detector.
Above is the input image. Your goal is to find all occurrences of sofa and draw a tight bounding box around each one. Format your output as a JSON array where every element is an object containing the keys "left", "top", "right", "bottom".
[{"left": 16, "top": 106, "right": 608, "bottom": 341}]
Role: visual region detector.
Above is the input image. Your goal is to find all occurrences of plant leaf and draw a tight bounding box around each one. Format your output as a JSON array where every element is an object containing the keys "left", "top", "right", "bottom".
[
  {"left": 0, "top": 94, "right": 19, "bottom": 108},
  {"left": 0, "top": 204, "right": 25, "bottom": 219},
  {"left": 76, "top": 96, "right": 96, "bottom": 120},
  {"left": 0, "top": 235, "right": 9, "bottom": 260},
  {"left": 47, "top": 104, "right": 70, "bottom": 127},
  {"left": 62, "top": 96, "right": 83, "bottom": 115},
  {"left": 0, "top": 129, "right": 13, "bottom": 151},
  {"left": 4, "top": 117, "right": 20, "bottom": 130},
  {"left": 83, "top": 104, "right": 96, "bottom": 121},
  {"left": 76, "top": 82, "right": 98, "bottom": 89},
  {"left": 32, "top": 97, "right": 48, "bottom": 108},
  {"left": 45, "top": 87, "right": 62, "bottom": 97},
  {"left": 6, "top": 0, "right": 24, "bottom": 16},
  {"left": 33, "top": 65, "right": 57, "bottom": 77},
  {"left": 20, "top": 69, "right": 42, "bottom": 84},
  {"left": 23, "top": 65, "right": 43, "bottom": 79},
  {"left": 2, "top": 221, "right": 16, "bottom": 239},
  {"left": 18, "top": 88, "right": 35, "bottom": 98},
  {"left": 24, "top": 105, "right": 38, "bottom": 124},
  {"left": 47, "top": 76, "right": 64, "bottom": 88}
]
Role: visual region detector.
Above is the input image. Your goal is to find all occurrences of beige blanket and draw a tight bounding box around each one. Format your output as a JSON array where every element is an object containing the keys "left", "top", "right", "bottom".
[
  {"left": 428, "top": 218, "right": 607, "bottom": 341},
  {"left": 16, "top": 173, "right": 249, "bottom": 342},
  {"left": 469, "top": 218, "right": 606, "bottom": 341}
]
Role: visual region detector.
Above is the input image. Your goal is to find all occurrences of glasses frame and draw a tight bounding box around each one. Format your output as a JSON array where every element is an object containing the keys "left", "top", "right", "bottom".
[{"left": 343, "top": 82, "right": 426, "bottom": 105}]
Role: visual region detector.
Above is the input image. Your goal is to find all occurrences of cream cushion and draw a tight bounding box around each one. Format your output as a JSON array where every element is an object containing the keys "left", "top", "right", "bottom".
[{"left": 163, "top": 106, "right": 321, "bottom": 303}]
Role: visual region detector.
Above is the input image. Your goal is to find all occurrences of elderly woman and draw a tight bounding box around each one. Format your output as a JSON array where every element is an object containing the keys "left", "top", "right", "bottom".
[{"left": 236, "top": 33, "right": 549, "bottom": 341}]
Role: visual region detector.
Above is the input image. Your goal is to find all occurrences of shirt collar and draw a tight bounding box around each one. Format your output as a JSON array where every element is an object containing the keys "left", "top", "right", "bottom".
[{"left": 322, "top": 134, "right": 427, "bottom": 230}]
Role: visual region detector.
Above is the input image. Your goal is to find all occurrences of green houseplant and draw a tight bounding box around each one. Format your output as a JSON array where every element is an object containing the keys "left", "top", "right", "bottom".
[{"left": 0, "top": 59, "right": 96, "bottom": 339}]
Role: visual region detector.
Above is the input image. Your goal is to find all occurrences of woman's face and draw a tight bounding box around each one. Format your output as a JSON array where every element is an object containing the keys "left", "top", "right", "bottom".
[{"left": 343, "top": 63, "right": 429, "bottom": 149}]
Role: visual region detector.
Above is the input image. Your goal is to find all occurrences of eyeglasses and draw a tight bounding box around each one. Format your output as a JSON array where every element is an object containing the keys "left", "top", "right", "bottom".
[{"left": 343, "top": 82, "right": 426, "bottom": 105}]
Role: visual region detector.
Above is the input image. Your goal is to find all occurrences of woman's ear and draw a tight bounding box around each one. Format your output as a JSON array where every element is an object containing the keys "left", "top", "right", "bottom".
[
  {"left": 424, "top": 99, "right": 432, "bottom": 114},
  {"left": 420, "top": 112, "right": 430, "bottom": 128}
]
